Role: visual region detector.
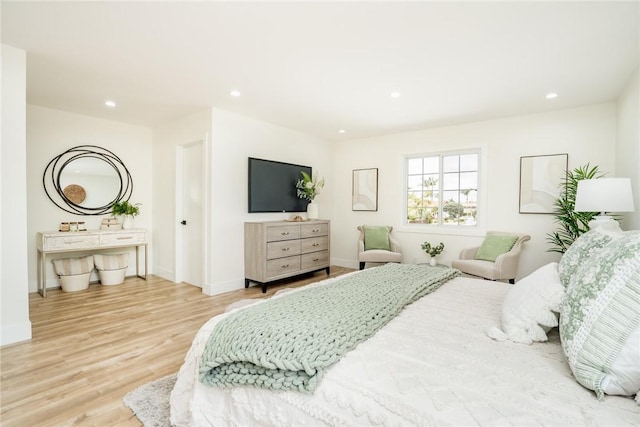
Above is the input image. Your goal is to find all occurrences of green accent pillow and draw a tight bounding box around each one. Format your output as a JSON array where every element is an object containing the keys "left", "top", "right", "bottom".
[
  {"left": 474, "top": 235, "right": 518, "bottom": 261},
  {"left": 363, "top": 226, "right": 391, "bottom": 251}
]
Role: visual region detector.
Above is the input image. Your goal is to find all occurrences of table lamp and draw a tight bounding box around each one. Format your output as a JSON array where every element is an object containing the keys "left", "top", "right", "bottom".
[{"left": 574, "top": 177, "right": 635, "bottom": 230}]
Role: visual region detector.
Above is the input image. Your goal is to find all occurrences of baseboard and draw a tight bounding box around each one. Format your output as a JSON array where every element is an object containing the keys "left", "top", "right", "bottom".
[
  {"left": 1, "top": 321, "right": 32, "bottom": 346},
  {"left": 331, "top": 257, "right": 359, "bottom": 270},
  {"left": 202, "top": 278, "right": 242, "bottom": 296}
]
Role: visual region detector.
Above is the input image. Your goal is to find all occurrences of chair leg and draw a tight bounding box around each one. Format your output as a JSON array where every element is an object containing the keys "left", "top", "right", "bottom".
[
  {"left": 509, "top": 278, "right": 515, "bottom": 284},
  {"left": 359, "top": 262, "right": 365, "bottom": 270}
]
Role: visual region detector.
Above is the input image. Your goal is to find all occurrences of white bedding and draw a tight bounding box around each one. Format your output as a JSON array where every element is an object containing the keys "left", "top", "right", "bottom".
[{"left": 170, "top": 274, "right": 639, "bottom": 426}]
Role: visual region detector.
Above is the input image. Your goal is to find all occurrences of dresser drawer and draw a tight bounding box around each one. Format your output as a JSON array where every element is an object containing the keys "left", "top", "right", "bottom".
[
  {"left": 266, "top": 255, "right": 301, "bottom": 277},
  {"left": 266, "top": 225, "right": 301, "bottom": 242},
  {"left": 101, "top": 231, "right": 146, "bottom": 246},
  {"left": 301, "top": 236, "right": 328, "bottom": 254},
  {"left": 42, "top": 234, "right": 100, "bottom": 251},
  {"left": 301, "top": 223, "right": 328, "bottom": 238},
  {"left": 267, "top": 240, "right": 301, "bottom": 259},
  {"left": 301, "top": 251, "right": 329, "bottom": 270}
]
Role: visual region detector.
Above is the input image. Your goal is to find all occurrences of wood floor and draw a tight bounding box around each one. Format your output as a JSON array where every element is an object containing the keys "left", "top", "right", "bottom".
[{"left": 0, "top": 266, "right": 354, "bottom": 427}]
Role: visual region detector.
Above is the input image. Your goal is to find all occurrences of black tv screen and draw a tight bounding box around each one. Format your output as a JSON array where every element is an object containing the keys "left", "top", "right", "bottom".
[{"left": 248, "top": 157, "right": 312, "bottom": 213}]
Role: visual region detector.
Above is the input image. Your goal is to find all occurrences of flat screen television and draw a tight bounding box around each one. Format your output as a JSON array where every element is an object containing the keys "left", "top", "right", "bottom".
[{"left": 248, "top": 157, "right": 312, "bottom": 213}]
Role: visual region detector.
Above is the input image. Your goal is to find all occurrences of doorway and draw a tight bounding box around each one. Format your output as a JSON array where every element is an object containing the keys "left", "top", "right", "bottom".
[{"left": 176, "top": 140, "right": 206, "bottom": 287}]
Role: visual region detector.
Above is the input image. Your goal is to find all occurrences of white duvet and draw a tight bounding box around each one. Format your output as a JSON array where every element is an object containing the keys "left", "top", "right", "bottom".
[{"left": 171, "top": 275, "right": 639, "bottom": 426}]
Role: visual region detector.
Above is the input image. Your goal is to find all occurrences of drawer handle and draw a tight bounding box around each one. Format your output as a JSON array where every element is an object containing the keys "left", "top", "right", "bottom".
[
  {"left": 281, "top": 232, "right": 290, "bottom": 236},
  {"left": 116, "top": 237, "right": 133, "bottom": 240},
  {"left": 312, "top": 243, "right": 319, "bottom": 247},
  {"left": 312, "top": 229, "right": 320, "bottom": 232},
  {"left": 281, "top": 264, "right": 290, "bottom": 268},
  {"left": 64, "top": 240, "right": 85, "bottom": 244},
  {"left": 282, "top": 247, "right": 290, "bottom": 251},
  {"left": 313, "top": 258, "right": 319, "bottom": 261}
]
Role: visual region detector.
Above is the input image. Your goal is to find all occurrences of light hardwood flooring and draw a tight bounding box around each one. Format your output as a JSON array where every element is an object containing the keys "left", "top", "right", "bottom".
[{"left": 0, "top": 267, "right": 354, "bottom": 427}]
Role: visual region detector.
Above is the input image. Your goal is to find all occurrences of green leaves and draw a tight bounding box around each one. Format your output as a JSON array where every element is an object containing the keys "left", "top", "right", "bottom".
[
  {"left": 421, "top": 241, "right": 444, "bottom": 257},
  {"left": 546, "top": 164, "right": 602, "bottom": 254},
  {"left": 111, "top": 200, "right": 141, "bottom": 217}
]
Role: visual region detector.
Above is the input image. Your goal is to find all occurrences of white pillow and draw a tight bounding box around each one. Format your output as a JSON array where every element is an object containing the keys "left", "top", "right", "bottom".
[{"left": 487, "top": 262, "right": 564, "bottom": 345}]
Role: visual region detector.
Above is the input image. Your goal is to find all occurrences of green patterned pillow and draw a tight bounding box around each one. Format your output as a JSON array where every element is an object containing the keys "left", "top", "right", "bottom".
[
  {"left": 474, "top": 234, "right": 518, "bottom": 262},
  {"left": 557, "top": 229, "right": 619, "bottom": 287},
  {"left": 363, "top": 226, "right": 391, "bottom": 251},
  {"left": 559, "top": 230, "right": 640, "bottom": 399}
]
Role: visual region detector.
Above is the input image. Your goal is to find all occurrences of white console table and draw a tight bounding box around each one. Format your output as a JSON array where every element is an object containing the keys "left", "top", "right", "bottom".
[{"left": 36, "top": 229, "right": 147, "bottom": 297}]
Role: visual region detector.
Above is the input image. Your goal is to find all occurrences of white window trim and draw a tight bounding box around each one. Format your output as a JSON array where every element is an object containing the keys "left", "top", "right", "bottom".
[{"left": 398, "top": 147, "right": 487, "bottom": 236}]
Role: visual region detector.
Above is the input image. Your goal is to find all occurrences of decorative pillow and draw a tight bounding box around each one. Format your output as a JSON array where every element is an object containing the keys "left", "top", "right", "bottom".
[
  {"left": 559, "top": 230, "right": 640, "bottom": 399},
  {"left": 474, "top": 234, "right": 518, "bottom": 262},
  {"left": 487, "top": 262, "right": 564, "bottom": 344},
  {"left": 52, "top": 255, "right": 94, "bottom": 276},
  {"left": 557, "top": 227, "right": 623, "bottom": 287},
  {"left": 363, "top": 226, "right": 391, "bottom": 251}
]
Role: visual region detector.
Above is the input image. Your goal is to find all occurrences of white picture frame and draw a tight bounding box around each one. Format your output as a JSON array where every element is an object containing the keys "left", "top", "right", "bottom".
[{"left": 519, "top": 153, "right": 568, "bottom": 214}]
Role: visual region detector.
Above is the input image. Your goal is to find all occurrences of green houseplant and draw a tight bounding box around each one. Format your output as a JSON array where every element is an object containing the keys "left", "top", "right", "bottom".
[
  {"left": 111, "top": 200, "right": 140, "bottom": 217},
  {"left": 296, "top": 171, "right": 325, "bottom": 201},
  {"left": 111, "top": 200, "right": 140, "bottom": 229},
  {"left": 546, "top": 164, "right": 602, "bottom": 254},
  {"left": 421, "top": 241, "right": 444, "bottom": 266}
]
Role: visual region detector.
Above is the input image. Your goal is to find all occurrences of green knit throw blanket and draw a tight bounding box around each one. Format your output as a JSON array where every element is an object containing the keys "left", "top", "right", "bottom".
[{"left": 199, "top": 263, "right": 460, "bottom": 392}]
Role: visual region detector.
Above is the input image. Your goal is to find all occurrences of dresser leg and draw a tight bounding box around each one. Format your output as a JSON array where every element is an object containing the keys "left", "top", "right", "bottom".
[
  {"left": 261, "top": 283, "right": 267, "bottom": 293},
  {"left": 244, "top": 278, "right": 250, "bottom": 288},
  {"left": 325, "top": 267, "right": 330, "bottom": 275}
]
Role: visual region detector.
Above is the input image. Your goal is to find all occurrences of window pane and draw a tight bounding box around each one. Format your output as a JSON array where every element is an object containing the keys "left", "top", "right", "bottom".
[
  {"left": 460, "top": 154, "right": 478, "bottom": 171},
  {"left": 442, "top": 173, "right": 459, "bottom": 190},
  {"left": 407, "top": 158, "right": 423, "bottom": 175},
  {"left": 443, "top": 156, "right": 459, "bottom": 172},
  {"left": 424, "top": 157, "right": 439, "bottom": 173},
  {"left": 407, "top": 175, "right": 424, "bottom": 191},
  {"left": 460, "top": 171, "right": 477, "bottom": 190}
]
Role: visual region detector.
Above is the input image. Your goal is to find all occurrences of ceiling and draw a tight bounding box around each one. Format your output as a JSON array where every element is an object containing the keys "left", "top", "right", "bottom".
[{"left": 2, "top": 1, "right": 638, "bottom": 141}]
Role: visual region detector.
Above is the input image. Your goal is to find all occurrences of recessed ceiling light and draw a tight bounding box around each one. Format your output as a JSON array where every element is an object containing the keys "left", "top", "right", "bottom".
[
  {"left": 230, "top": 90, "right": 241, "bottom": 97},
  {"left": 338, "top": 129, "right": 346, "bottom": 134},
  {"left": 104, "top": 100, "right": 116, "bottom": 108},
  {"left": 546, "top": 92, "right": 558, "bottom": 99},
  {"left": 390, "top": 91, "right": 401, "bottom": 98}
]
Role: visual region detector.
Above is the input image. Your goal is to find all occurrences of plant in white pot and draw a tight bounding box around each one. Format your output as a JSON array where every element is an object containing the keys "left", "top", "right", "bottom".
[
  {"left": 421, "top": 241, "right": 444, "bottom": 266},
  {"left": 111, "top": 200, "right": 140, "bottom": 229},
  {"left": 296, "top": 171, "right": 325, "bottom": 219}
]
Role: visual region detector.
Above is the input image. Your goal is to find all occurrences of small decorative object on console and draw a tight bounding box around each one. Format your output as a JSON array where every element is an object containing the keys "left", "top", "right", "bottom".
[{"left": 421, "top": 241, "right": 444, "bottom": 266}]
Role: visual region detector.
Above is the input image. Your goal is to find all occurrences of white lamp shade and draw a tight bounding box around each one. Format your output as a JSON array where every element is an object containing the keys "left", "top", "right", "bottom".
[{"left": 574, "top": 178, "right": 635, "bottom": 213}]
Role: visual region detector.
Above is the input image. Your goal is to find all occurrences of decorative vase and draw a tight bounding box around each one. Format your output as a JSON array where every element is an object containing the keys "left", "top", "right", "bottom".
[
  {"left": 430, "top": 257, "right": 437, "bottom": 267},
  {"left": 122, "top": 215, "right": 133, "bottom": 229},
  {"left": 307, "top": 201, "right": 319, "bottom": 220}
]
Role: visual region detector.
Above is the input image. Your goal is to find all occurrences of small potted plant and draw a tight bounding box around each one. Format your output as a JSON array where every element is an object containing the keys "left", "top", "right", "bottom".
[
  {"left": 296, "top": 171, "right": 325, "bottom": 219},
  {"left": 111, "top": 200, "right": 141, "bottom": 229},
  {"left": 421, "top": 241, "right": 444, "bottom": 266}
]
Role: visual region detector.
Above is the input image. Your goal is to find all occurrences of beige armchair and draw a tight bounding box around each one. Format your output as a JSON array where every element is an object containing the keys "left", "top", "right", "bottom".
[
  {"left": 451, "top": 231, "right": 530, "bottom": 283},
  {"left": 357, "top": 225, "right": 402, "bottom": 270}
]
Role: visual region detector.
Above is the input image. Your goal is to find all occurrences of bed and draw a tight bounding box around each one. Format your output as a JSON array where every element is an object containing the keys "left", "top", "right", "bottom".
[{"left": 170, "top": 230, "right": 639, "bottom": 426}]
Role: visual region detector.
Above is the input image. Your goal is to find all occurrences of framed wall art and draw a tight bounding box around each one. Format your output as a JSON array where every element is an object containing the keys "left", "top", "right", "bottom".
[
  {"left": 352, "top": 168, "right": 378, "bottom": 211},
  {"left": 519, "top": 153, "right": 568, "bottom": 214}
]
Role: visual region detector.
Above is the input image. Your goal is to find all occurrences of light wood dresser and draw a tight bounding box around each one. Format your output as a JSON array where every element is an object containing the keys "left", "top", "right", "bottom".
[
  {"left": 244, "top": 220, "right": 330, "bottom": 293},
  {"left": 36, "top": 229, "right": 147, "bottom": 297}
]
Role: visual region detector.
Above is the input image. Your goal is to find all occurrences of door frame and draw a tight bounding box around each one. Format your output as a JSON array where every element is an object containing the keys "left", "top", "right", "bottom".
[{"left": 174, "top": 136, "right": 210, "bottom": 287}]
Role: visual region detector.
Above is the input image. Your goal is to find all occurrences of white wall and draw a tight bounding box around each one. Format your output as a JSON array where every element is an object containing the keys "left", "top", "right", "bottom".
[
  {"left": 616, "top": 68, "right": 640, "bottom": 231},
  {"left": 207, "top": 108, "right": 333, "bottom": 295},
  {"left": 332, "top": 103, "right": 617, "bottom": 280},
  {"left": 26, "top": 105, "right": 153, "bottom": 292},
  {"left": 151, "top": 108, "right": 334, "bottom": 295},
  {"left": 1, "top": 45, "right": 31, "bottom": 345},
  {"left": 152, "top": 109, "right": 212, "bottom": 281}
]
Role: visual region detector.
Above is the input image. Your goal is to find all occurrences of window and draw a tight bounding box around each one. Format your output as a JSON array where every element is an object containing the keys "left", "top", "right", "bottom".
[{"left": 406, "top": 150, "right": 479, "bottom": 226}]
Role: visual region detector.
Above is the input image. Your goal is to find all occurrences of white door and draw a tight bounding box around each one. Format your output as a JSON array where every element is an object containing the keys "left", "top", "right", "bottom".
[{"left": 180, "top": 141, "right": 204, "bottom": 287}]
